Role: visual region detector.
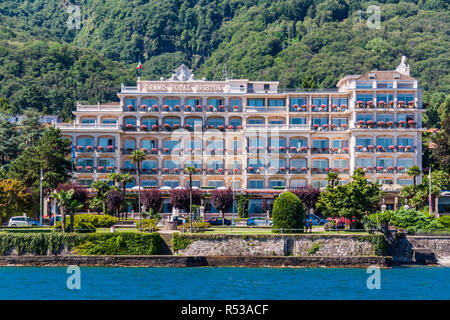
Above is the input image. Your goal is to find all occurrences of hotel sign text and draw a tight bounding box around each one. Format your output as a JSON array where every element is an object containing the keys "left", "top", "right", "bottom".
[{"left": 141, "top": 82, "right": 227, "bottom": 93}]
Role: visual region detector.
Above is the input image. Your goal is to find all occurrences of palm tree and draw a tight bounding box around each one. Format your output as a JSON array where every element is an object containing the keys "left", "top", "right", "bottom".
[
  {"left": 406, "top": 165, "right": 421, "bottom": 189},
  {"left": 185, "top": 166, "right": 196, "bottom": 233},
  {"left": 53, "top": 189, "right": 83, "bottom": 232},
  {"left": 130, "top": 149, "right": 146, "bottom": 229},
  {"left": 326, "top": 172, "right": 339, "bottom": 188},
  {"left": 108, "top": 172, "right": 133, "bottom": 220}
]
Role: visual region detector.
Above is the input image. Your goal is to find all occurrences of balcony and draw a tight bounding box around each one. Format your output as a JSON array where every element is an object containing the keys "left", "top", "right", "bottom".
[
  {"left": 355, "top": 145, "right": 415, "bottom": 153},
  {"left": 140, "top": 168, "right": 159, "bottom": 175},
  {"left": 206, "top": 168, "right": 225, "bottom": 175},
  {"left": 245, "top": 106, "right": 285, "bottom": 113},
  {"left": 355, "top": 120, "right": 418, "bottom": 129},
  {"left": 311, "top": 168, "right": 331, "bottom": 174},
  {"left": 268, "top": 146, "right": 287, "bottom": 154},
  {"left": 267, "top": 167, "right": 287, "bottom": 175},
  {"left": 206, "top": 148, "right": 225, "bottom": 156},
  {"left": 162, "top": 168, "right": 182, "bottom": 175},
  {"left": 247, "top": 167, "right": 266, "bottom": 174},
  {"left": 290, "top": 104, "right": 308, "bottom": 112},
  {"left": 96, "top": 145, "right": 116, "bottom": 153},
  {"left": 206, "top": 105, "right": 227, "bottom": 112},
  {"left": 289, "top": 167, "right": 309, "bottom": 174},
  {"left": 330, "top": 147, "right": 350, "bottom": 154},
  {"left": 139, "top": 147, "right": 159, "bottom": 155},
  {"left": 311, "top": 105, "right": 328, "bottom": 112},
  {"left": 288, "top": 146, "right": 308, "bottom": 154},
  {"left": 75, "top": 166, "right": 95, "bottom": 174},
  {"left": 247, "top": 146, "right": 266, "bottom": 154},
  {"left": 311, "top": 147, "right": 330, "bottom": 154},
  {"left": 97, "top": 166, "right": 116, "bottom": 174},
  {"left": 75, "top": 145, "right": 95, "bottom": 153}
]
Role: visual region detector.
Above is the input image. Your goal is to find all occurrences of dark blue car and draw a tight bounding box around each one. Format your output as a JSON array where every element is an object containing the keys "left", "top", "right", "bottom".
[{"left": 205, "top": 217, "right": 232, "bottom": 225}]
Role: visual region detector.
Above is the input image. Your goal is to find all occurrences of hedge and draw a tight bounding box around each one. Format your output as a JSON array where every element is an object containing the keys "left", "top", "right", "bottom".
[
  {"left": 272, "top": 192, "right": 305, "bottom": 233},
  {"left": 0, "top": 232, "right": 161, "bottom": 256}
]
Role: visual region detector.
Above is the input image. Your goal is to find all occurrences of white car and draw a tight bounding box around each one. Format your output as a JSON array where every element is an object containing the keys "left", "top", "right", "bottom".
[{"left": 8, "top": 216, "right": 40, "bottom": 227}]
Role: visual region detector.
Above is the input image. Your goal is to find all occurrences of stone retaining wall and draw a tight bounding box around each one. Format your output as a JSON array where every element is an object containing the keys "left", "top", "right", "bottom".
[
  {"left": 0, "top": 255, "right": 392, "bottom": 268},
  {"left": 174, "top": 234, "right": 383, "bottom": 257}
]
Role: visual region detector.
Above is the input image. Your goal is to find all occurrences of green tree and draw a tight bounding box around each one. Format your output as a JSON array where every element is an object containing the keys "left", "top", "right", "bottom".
[
  {"left": 0, "top": 115, "right": 19, "bottom": 166},
  {"left": 431, "top": 116, "right": 450, "bottom": 173},
  {"left": 130, "top": 149, "right": 146, "bottom": 223},
  {"left": 8, "top": 127, "right": 72, "bottom": 199},
  {"left": 272, "top": 192, "right": 305, "bottom": 233},
  {"left": 91, "top": 180, "right": 114, "bottom": 214},
  {"left": 18, "top": 108, "right": 43, "bottom": 150},
  {"left": 406, "top": 165, "right": 422, "bottom": 189},
  {"left": 108, "top": 172, "right": 133, "bottom": 219},
  {"left": 326, "top": 171, "right": 339, "bottom": 187},
  {"left": 0, "top": 179, "right": 33, "bottom": 225},
  {"left": 52, "top": 189, "right": 83, "bottom": 232}
]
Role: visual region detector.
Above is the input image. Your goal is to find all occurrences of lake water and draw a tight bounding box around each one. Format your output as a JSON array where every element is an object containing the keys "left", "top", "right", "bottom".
[{"left": 0, "top": 266, "right": 448, "bottom": 300}]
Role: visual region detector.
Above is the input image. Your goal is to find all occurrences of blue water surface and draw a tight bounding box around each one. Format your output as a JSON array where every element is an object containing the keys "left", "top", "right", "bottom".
[{"left": 0, "top": 266, "right": 448, "bottom": 300}]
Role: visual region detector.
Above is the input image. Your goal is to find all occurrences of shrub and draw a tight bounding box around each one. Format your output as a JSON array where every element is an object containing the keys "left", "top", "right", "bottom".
[
  {"left": 437, "top": 215, "right": 450, "bottom": 229},
  {"left": 177, "top": 222, "right": 211, "bottom": 233},
  {"left": 54, "top": 218, "right": 96, "bottom": 233},
  {"left": 272, "top": 192, "right": 305, "bottom": 233},
  {"left": 135, "top": 219, "right": 159, "bottom": 232},
  {"left": 54, "top": 214, "right": 117, "bottom": 232}
]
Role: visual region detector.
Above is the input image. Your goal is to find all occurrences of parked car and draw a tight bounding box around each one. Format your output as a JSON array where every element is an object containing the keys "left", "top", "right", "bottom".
[
  {"left": 173, "top": 216, "right": 187, "bottom": 225},
  {"left": 8, "top": 216, "right": 41, "bottom": 227},
  {"left": 305, "top": 214, "right": 328, "bottom": 226},
  {"left": 205, "top": 217, "right": 232, "bottom": 225},
  {"left": 247, "top": 217, "right": 273, "bottom": 226}
]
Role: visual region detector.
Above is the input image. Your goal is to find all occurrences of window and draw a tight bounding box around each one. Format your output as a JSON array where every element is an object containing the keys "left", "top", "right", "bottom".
[
  {"left": 207, "top": 99, "right": 224, "bottom": 107},
  {"left": 208, "top": 180, "right": 224, "bottom": 188},
  {"left": 142, "top": 160, "right": 157, "bottom": 169},
  {"left": 81, "top": 118, "right": 96, "bottom": 124},
  {"left": 331, "top": 98, "right": 348, "bottom": 106},
  {"left": 290, "top": 158, "right": 307, "bottom": 168},
  {"left": 332, "top": 140, "right": 348, "bottom": 149},
  {"left": 185, "top": 140, "right": 201, "bottom": 150},
  {"left": 290, "top": 179, "right": 307, "bottom": 188},
  {"left": 230, "top": 99, "right": 241, "bottom": 107},
  {"left": 247, "top": 83, "right": 254, "bottom": 92},
  {"left": 376, "top": 114, "right": 393, "bottom": 122},
  {"left": 185, "top": 117, "right": 202, "bottom": 127},
  {"left": 377, "top": 83, "right": 393, "bottom": 89},
  {"left": 290, "top": 138, "right": 306, "bottom": 148},
  {"left": 269, "top": 180, "right": 285, "bottom": 188},
  {"left": 230, "top": 180, "right": 241, "bottom": 190},
  {"left": 163, "top": 99, "right": 180, "bottom": 107},
  {"left": 290, "top": 118, "right": 306, "bottom": 125},
  {"left": 78, "top": 179, "right": 93, "bottom": 187},
  {"left": 164, "top": 180, "right": 179, "bottom": 188},
  {"left": 312, "top": 139, "right": 328, "bottom": 149},
  {"left": 230, "top": 140, "right": 241, "bottom": 150},
  {"left": 356, "top": 82, "right": 373, "bottom": 89},
  {"left": 230, "top": 118, "right": 242, "bottom": 127},
  {"left": 333, "top": 159, "right": 348, "bottom": 169},
  {"left": 312, "top": 118, "right": 328, "bottom": 126},
  {"left": 77, "top": 158, "right": 94, "bottom": 167},
  {"left": 356, "top": 94, "right": 373, "bottom": 103},
  {"left": 142, "top": 180, "right": 158, "bottom": 187},
  {"left": 163, "top": 117, "right": 181, "bottom": 126},
  {"left": 264, "top": 84, "right": 270, "bottom": 91},
  {"left": 186, "top": 98, "right": 201, "bottom": 106},
  {"left": 163, "top": 160, "right": 179, "bottom": 169},
  {"left": 141, "top": 118, "right": 157, "bottom": 127},
  {"left": 124, "top": 118, "right": 136, "bottom": 126},
  {"left": 248, "top": 159, "right": 265, "bottom": 168},
  {"left": 207, "top": 160, "right": 224, "bottom": 170},
  {"left": 207, "top": 140, "right": 224, "bottom": 150},
  {"left": 312, "top": 98, "right": 328, "bottom": 106},
  {"left": 331, "top": 118, "right": 348, "bottom": 127},
  {"left": 397, "top": 94, "right": 414, "bottom": 103},
  {"left": 126, "top": 180, "right": 135, "bottom": 188},
  {"left": 269, "top": 119, "right": 285, "bottom": 124},
  {"left": 77, "top": 137, "right": 94, "bottom": 147},
  {"left": 397, "top": 158, "right": 414, "bottom": 168},
  {"left": 356, "top": 158, "right": 372, "bottom": 168},
  {"left": 397, "top": 114, "right": 414, "bottom": 122},
  {"left": 98, "top": 158, "right": 115, "bottom": 167},
  {"left": 356, "top": 138, "right": 373, "bottom": 147},
  {"left": 268, "top": 99, "right": 284, "bottom": 106},
  {"left": 185, "top": 160, "right": 201, "bottom": 169},
  {"left": 398, "top": 179, "right": 413, "bottom": 185},
  {"left": 124, "top": 160, "right": 135, "bottom": 169},
  {"left": 312, "top": 159, "right": 329, "bottom": 169},
  {"left": 248, "top": 180, "right": 264, "bottom": 189},
  {"left": 248, "top": 138, "right": 266, "bottom": 147},
  {"left": 356, "top": 114, "right": 373, "bottom": 122},
  {"left": 379, "top": 179, "right": 393, "bottom": 185},
  {"left": 247, "top": 99, "right": 264, "bottom": 107},
  {"left": 142, "top": 98, "right": 158, "bottom": 106},
  {"left": 102, "top": 119, "right": 117, "bottom": 124},
  {"left": 125, "top": 98, "right": 136, "bottom": 107},
  {"left": 376, "top": 158, "right": 394, "bottom": 167},
  {"left": 268, "top": 159, "right": 286, "bottom": 169},
  {"left": 397, "top": 83, "right": 413, "bottom": 89},
  {"left": 376, "top": 94, "right": 393, "bottom": 102},
  {"left": 290, "top": 98, "right": 306, "bottom": 106},
  {"left": 398, "top": 137, "right": 414, "bottom": 146},
  {"left": 269, "top": 138, "right": 286, "bottom": 147},
  {"left": 247, "top": 118, "right": 264, "bottom": 125},
  {"left": 124, "top": 140, "right": 136, "bottom": 150},
  {"left": 229, "top": 160, "right": 241, "bottom": 170},
  {"left": 186, "top": 180, "right": 201, "bottom": 188},
  {"left": 376, "top": 137, "right": 393, "bottom": 149},
  {"left": 142, "top": 139, "right": 157, "bottom": 150},
  {"left": 163, "top": 140, "right": 180, "bottom": 151},
  {"left": 312, "top": 180, "right": 327, "bottom": 188}
]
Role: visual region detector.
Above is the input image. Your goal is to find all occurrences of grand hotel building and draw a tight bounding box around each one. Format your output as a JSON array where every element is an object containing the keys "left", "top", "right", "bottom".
[{"left": 56, "top": 59, "right": 425, "bottom": 211}]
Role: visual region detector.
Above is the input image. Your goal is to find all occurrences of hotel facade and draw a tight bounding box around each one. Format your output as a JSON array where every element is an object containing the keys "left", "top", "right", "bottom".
[{"left": 56, "top": 59, "right": 425, "bottom": 212}]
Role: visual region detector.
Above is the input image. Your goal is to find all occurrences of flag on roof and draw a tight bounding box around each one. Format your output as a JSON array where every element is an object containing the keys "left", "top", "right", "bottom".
[{"left": 136, "top": 60, "right": 142, "bottom": 70}]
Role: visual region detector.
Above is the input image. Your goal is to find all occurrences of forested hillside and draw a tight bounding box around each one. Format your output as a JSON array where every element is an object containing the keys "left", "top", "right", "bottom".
[{"left": 0, "top": 0, "right": 448, "bottom": 124}]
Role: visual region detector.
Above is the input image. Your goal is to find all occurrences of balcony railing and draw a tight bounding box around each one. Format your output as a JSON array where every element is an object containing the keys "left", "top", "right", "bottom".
[
  {"left": 355, "top": 121, "right": 418, "bottom": 129},
  {"left": 355, "top": 145, "right": 416, "bottom": 153}
]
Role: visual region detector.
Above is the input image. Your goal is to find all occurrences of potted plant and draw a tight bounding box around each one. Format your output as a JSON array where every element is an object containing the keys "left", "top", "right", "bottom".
[
  {"left": 357, "top": 120, "right": 365, "bottom": 128},
  {"left": 408, "top": 120, "right": 415, "bottom": 128},
  {"left": 233, "top": 105, "right": 239, "bottom": 112},
  {"left": 378, "top": 101, "right": 385, "bottom": 108},
  {"left": 290, "top": 167, "right": 297, "bottom": 173},
  {"left": 152, "top": 124, "right": 158, "bottom": 131},
  {"left": 152, "top": 104, "right": 159, "bottom": 111},
  {"left": 290, "top": 146, "right": 297, "bottom": 153},
  {"left": 301, "top": 167, "right": 307, "bottom": 172},
  {"left": 185, "top": 105, "right": 192, "bottom": 111},
  {"left": 97, "top": 145, "right": 103, "bottom": 151},
  {"left": 141, "top": 104, "right": 147, "bottom": 111},
  {"left": 300, "top": 146, "right": 308, "bottom": 152},
  {"left": 367, "top": 120, "right": 375, "bottom": 128},
  {"left": 127, "top": 104, "right": 134, "bottom": 111},
  {"left": 140, "top": 124, "right": 147, "bottom": 131}
]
